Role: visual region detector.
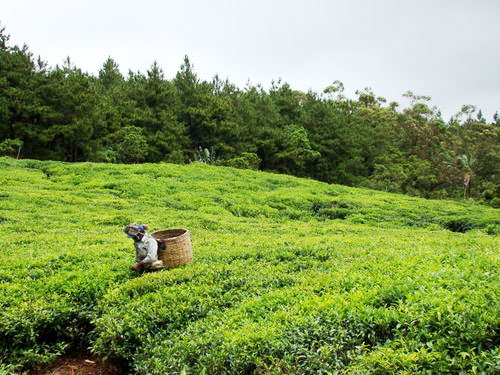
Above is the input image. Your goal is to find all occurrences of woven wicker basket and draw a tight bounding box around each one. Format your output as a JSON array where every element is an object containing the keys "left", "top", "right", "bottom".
[{"left": 151, "top": 228, "right": 193, "bottom": 269}]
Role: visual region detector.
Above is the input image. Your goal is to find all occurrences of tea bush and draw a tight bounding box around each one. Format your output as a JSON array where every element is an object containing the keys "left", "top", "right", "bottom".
[{"left": 0, "top": 156, "right": 498, "bottom": 373}]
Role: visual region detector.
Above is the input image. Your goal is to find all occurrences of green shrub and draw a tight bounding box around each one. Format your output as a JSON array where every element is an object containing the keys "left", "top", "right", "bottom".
[
  {"left": 218, "top": 152, "right": 261, "bottom": 170},
  {"left": 490, "top": 197, "right": 500, "bottom": 208},
  {"left": 442, "top": 217, "right": 476, "bottom": 233}
]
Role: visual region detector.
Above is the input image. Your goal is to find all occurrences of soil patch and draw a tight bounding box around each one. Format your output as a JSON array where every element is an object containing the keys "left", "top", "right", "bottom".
[{"left": 32, "top": 350, "right": 126, "bottom": 375}]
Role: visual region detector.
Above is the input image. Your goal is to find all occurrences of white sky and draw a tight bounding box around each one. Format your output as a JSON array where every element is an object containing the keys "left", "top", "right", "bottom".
[{"left": 2, "top": 0, "right": 500, "bottom": 121}]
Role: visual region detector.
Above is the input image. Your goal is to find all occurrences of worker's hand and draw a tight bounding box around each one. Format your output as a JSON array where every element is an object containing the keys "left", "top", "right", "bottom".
[{"left": 130, "top": 263, "right": 142, "bottom": 271}]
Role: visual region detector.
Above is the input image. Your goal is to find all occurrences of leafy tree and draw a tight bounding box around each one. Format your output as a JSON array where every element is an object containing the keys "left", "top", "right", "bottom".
[
  {"left": 323, "top": 80, "right": 345, "bottom": 101},
  {"left": 0, "top": 24, "right": 52, "bottom": 158},
  {"left": 98, "top": 57, "right": 123, "bottom": 89},
  {"left": 229, "top": 84, "right": 280, "bottom": 170},
  {"left": 269, "top": 80, "right": 302, "bottom": 126},
  {"left": 101, "top": 125, "right": 149, "bottom": 163},
  {"left": 137, "top": 61, "right": 187, "bottom": 162},
  {"left": 174, "top": 56, "right": 236, "bottom": 159},
  {"left": 42, "top": 59, "right": 101, "bottom": 161},
  {"left": 275, "top": 124, "right": 319, "bottom": 176},
  {"left": 0, "top": 138, "right": 22, "bottom": 157},
  {"left": 451, "top": 120, "right": 499, "bottom": 199}
]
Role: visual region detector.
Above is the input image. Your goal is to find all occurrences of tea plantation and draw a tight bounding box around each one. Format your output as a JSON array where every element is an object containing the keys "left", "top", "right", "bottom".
[{"left": 0, "top": 157, "right": 498, "bottom": 374}]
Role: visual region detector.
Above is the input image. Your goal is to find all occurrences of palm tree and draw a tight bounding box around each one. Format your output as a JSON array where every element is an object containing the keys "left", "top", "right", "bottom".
[{"left": 458, "top": 155, "right": 476, "bottom": 199}]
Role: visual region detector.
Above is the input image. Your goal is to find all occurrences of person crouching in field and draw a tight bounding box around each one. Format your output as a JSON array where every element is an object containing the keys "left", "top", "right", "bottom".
[{"left": 123, "top": 223, "right": 164, "bottom": 271}]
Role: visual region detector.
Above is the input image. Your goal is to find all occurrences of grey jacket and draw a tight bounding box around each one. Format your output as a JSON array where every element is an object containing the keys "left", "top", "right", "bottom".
[{"left": 134, "top": 233, "right": 158, "bottom": 265}]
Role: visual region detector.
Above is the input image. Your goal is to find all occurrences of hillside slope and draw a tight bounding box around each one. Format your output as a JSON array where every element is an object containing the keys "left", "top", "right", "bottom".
[{"left": 0, "top": 157, "right": 498, "bottom": 374}]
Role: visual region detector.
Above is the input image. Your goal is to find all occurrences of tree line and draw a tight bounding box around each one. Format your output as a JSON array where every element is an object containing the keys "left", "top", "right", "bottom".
[{"left": 0, "top": 24, "right": 498, "bottom": 204}]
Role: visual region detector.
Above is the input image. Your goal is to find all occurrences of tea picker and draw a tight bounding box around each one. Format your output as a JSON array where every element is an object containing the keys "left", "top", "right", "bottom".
[
  {"left": 123, "top": 223, "right": 164, "bottom": 271},
  {"left": 123, "top": 223, "right": 194, "bottom": 271}
]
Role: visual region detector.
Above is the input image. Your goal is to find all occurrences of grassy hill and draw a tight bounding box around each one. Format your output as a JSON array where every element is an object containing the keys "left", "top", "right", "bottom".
[{"left": 0, "top": 157, "right": 498, "bottom": 374}]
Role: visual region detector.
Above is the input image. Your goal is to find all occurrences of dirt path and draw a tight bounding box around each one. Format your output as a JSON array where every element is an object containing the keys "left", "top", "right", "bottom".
[{"left": 32, "top": 350, "right": 126, "bottom": 375}]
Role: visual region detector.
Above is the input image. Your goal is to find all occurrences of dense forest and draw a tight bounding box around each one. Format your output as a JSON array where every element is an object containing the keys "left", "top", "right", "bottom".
[{"left": 0, "top": 24, "right": 498, "bottom": 204}]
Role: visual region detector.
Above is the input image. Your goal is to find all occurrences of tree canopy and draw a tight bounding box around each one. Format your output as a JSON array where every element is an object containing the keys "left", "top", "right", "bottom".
[{"left": 0, "top": 24, "right": 498, "bottom": 203}]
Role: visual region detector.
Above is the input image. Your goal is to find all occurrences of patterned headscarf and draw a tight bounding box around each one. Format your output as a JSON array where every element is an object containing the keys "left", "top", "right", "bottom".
[{"left": 123, "top": 223, "right": 145, "bottom": 236}]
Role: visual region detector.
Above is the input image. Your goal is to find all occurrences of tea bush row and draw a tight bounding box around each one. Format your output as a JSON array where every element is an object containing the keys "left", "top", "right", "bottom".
[{"left": 93, "top": 240, "right": 498, "bottom": 374}]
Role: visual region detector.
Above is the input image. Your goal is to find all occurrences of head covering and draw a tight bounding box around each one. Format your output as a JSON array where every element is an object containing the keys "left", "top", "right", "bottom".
[{"left": 123, "top": 223, "right": 141, "bottom": 236}]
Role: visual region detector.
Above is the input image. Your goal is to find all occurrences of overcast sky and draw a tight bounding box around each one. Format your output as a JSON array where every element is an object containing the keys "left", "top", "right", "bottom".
[{"left": 2, "top": 0, "right": 500, "bottom": 121}]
